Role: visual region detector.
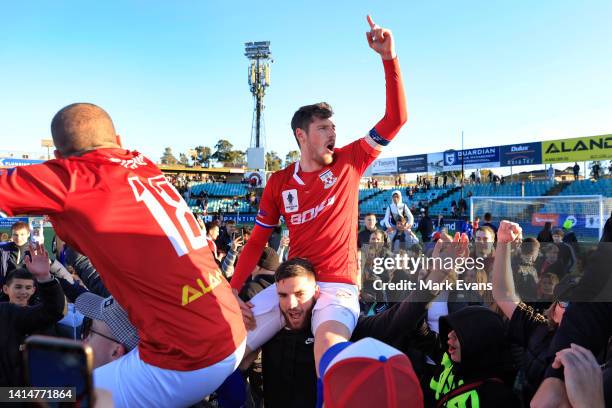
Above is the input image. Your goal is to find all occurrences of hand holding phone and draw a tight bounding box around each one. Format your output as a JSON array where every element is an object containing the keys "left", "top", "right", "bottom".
[{"left": 23, "top": 335, "right": 95, "bottom": 407}]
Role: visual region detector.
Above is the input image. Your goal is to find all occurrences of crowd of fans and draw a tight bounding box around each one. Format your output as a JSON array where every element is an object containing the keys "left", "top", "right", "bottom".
[
  {"left": 1, "top": 203, "right": 610, "bottom": 407},
  {"left": 2, "top": 14, "right": 611, "bottom": 405}
]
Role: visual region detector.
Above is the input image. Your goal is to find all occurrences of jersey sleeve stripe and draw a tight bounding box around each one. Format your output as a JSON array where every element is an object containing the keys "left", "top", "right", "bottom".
[
  {"left": 255, "top": 220, "right": 276, "bottom": 229},
  {"left": 367, "top": 127, "right": 390, "bottom": 147},
  {"left": 364, "top": 134, "right": 384, "bottom": 152}
]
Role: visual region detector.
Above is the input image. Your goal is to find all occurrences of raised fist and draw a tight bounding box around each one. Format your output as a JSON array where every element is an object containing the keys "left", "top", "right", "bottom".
[{"left": 498, "top": 220, "right": 522, "bottom": 244}]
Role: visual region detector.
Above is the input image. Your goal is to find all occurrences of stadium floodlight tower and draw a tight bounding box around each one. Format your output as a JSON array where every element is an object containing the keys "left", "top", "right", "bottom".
[{"left": 245, "top": 41, "right": 272, "bottom": 151}]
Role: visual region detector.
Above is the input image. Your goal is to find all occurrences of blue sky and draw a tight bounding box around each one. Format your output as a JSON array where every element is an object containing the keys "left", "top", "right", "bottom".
[{"left": 2, "top": 0, "right": 611, "bottom": 172}]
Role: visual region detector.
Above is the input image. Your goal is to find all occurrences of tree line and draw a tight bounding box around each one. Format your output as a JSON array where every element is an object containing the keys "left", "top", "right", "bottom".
[{"left": 160, "top": 140, "right": 300, "bottom": 171}]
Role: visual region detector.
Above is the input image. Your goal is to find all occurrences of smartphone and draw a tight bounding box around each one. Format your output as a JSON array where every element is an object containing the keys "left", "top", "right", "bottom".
[
  {"left": 29, "top": 218, "right": 45, "bottom": 245},
  {"left": 23, "top": 335, "right": 95, "bottom": 407}
]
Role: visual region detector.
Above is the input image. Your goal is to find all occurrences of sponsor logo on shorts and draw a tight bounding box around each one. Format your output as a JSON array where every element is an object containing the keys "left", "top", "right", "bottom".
[{"left": 335, "top": 288, "right": 354, "bottom": 299}]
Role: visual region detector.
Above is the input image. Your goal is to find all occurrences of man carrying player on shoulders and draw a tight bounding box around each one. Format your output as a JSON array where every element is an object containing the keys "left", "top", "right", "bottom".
[{"left": 230, "top": 15, "right": 408, "bottom": 378}]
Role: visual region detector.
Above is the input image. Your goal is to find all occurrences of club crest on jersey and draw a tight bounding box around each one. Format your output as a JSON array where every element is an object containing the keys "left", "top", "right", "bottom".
[
  {"left": 282, "top": 189, "right": 299, "bottom": 213},
  {"left": 319, "top": 169, "right": 337, "bottom": 189}
]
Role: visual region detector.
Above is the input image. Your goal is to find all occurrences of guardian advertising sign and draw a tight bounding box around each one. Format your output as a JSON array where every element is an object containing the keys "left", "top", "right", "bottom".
[
  {"left": 443, "top": 147, "right": 500, "bottom": 171},
  {"left": 500, "top": 142, "right": 542, "bottom": 166},
  {"left": 397, "top": 154, "right": 427, "bottom": 173},
  {"left": 542, "top": 134, "right": 612, "bottom": 163}
]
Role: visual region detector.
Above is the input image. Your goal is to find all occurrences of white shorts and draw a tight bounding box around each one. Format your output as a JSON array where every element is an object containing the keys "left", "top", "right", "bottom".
[
  {"left": 246, "top": 282, "right": 359, "bottom": 351},
  {"left": 94, "top": 340, "right": 246, "bottom": 408}
]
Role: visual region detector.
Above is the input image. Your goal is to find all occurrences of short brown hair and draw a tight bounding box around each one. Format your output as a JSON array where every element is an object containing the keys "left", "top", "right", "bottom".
[
  {"left": 274, "top": 258, "right": 315, "bottom": 282},
  {"left": 522, "top": 237, "right": 540, "bottom": 257},
  {"left": 11, "top": 221, "right": 29, "bottom": 233},
  {"left": 290, "top": 102, "right": 333, "bottom": 146}
]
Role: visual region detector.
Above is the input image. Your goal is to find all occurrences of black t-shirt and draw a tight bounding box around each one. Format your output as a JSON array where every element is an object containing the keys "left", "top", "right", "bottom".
[
  {"left": 508, "top": 302, "right": 555, "bottom": 403},
  {"left": 261, "top": 328, "right": 316, "bottom": 408}
]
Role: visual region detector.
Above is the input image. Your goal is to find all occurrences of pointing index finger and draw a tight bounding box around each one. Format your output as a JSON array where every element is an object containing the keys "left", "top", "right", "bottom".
[{"left": 367, "top": 15, "right": 377, "bottom": 30}]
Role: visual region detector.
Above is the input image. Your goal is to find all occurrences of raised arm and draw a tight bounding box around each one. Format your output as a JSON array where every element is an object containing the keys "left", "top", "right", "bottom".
[
  {"left": 15, "top": 244, "right": 66, "bottom": 333},
  {"left": 0, "top": 162, "right": 70, "bottom": 216},
  {"left": 492, "top": 220, "right": 522, "bottom": 319},
  {"left": 357, "top": 16, "right": 407, "bottom": 173}
]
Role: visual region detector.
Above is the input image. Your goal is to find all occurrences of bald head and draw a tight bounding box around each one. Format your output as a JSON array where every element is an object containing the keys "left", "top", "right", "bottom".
[{"left": 51, "top": 103, "right": 119, "bottom": 157}]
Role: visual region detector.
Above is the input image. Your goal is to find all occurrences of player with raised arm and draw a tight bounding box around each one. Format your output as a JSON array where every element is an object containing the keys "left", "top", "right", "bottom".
[
  {"left": 0, "top": 103, "right": 246, "bottom": 407},
  {"left": 230, "top": 15, "right": 407, "bottom": 375}
]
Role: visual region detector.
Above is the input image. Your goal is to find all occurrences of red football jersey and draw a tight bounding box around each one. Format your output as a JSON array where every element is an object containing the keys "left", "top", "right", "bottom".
[
  {"left": 0, "top": 149, "right": 246, "bottom": 371},
  {"left": 231, "top": 57, "right": 406, "bottom": 290},
  {"left": 254, "top": 140, "right": 378, "bottom": 284}
]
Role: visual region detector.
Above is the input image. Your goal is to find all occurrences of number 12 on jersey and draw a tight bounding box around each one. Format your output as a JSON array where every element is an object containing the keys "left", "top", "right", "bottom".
[{"left": 128, "top": 175, "right": 206, "bottom": 256}]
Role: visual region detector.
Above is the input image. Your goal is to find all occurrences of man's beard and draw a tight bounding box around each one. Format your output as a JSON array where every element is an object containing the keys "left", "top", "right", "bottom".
[{"left": 282, "top": 304, "right": 314, "bottom": 330}]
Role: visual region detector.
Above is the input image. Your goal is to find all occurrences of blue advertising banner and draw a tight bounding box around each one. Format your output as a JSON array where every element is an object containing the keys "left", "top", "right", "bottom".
[
  {"left": 499, "top": 142, "right": 542, "bottom": 166},
  {"left": 0, "top": 217, "right": 29, "bottom": 228},
  {"left": 443, "top": 147, "right": 500, "bottom": 171},
  {"left": 0, "top": 158, "right": 45, "bottom": 167},
  {"left": 413, "top": 218, "right": 466, "bottom": 234},
  {"left": 203, "top": 214, "right": 257, "bottom": 224},
  {"left": 397, "top": 154, "right": 427, "bottom": 173}
]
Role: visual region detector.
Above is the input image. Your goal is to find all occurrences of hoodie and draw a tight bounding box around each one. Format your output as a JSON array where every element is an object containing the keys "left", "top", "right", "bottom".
[
  {"left": 431, "top": 306, "right": 518, "bottom": 407},
  {"left": 0, "top": 242, "right": 31, "bottom": 290},
  {"left": 382, "top": 190, "right": 414, "bottom": 229}
]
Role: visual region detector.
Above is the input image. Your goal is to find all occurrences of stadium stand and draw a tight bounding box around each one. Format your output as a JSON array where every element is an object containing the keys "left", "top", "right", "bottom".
[
  {"left": 427, "top": 181, "right": 555, "bottom": 216},
  {"left": 190, "top": 182, "right": 248, "bottom": 198},
  {"left": 186, "top": 182, "right": 256, "bottom": 214},
  {"left": 558, "top": 178, "right": 612, "bottom": 197},
  {"left": 359, "top": 186, "right": 452, "bottom": 215}
]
